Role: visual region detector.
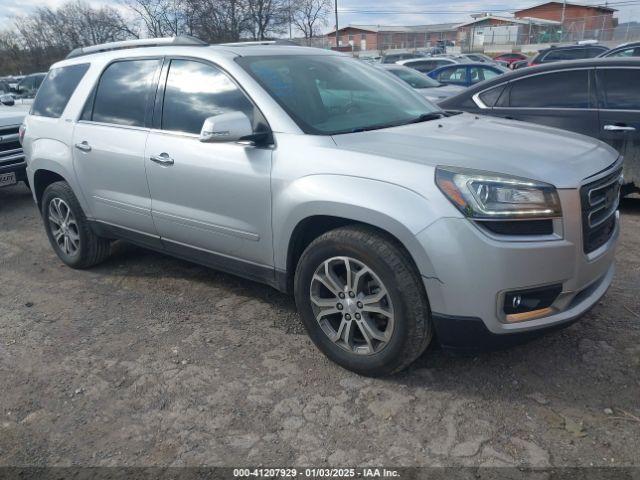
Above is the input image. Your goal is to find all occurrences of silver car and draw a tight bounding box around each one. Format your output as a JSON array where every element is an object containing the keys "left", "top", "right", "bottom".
[
  {"left": 377, "top": 64, "right": 465, "bottom": 102},
  {"left": 22, "top": 38, "right": 621, "bottom": 376}
]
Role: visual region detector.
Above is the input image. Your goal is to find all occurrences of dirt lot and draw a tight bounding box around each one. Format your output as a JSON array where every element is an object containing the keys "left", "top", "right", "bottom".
[{"left": 0, "top": 183, "right": 639, "bottom": 468}]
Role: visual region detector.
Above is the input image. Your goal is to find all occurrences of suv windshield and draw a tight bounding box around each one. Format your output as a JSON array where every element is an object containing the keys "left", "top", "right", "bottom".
[{"left": 237, "top": 55, "right": 440, "bottom": 135}]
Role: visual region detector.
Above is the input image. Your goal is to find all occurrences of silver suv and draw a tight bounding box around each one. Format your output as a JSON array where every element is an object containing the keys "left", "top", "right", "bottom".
[{"left": 22, "top": 37, "right": 622, "bottom": 376}]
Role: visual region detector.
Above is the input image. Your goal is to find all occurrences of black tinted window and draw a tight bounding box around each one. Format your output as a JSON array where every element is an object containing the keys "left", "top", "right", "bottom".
[
  {"left": 586, "top": 47, "right": 607, "bottom": 58},
  {"left": 543, "top": 48, "right": 584, "bottom": 62},
  {"left": 510, "top": 70, "right": 590, "bottom": 108},
  {"left": 600, "top": 68, "right": 640, "bottom": 110},
  {"left": 479, "top": 85, "right": 506, "bottom": 107},
  {"left": 162, "top": 60, "right": 255, "bottom": 135},
  {"left": 31, "top": 64, "right": 89, "bottom": 118},
  {"left": 92, "top": 59, "right": 159, "bottom": 127}
]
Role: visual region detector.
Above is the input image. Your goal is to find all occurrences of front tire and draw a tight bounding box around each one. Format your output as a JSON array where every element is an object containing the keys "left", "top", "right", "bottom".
[
  {"left": 294, "top": 225, "right": 433, "bottom": 377},
  {"left": 41, "top": 181, "right": 111, "bottom": 269}
]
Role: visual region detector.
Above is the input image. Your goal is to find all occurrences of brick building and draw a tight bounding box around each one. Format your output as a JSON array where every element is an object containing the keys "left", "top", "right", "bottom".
[
  {"left": 514, "top": 1, "right": 617, "bottom": 40},
  {"left": 457, "top": 15, "right": 561, "bottom": 50},
  {"left": 326, "top": 24, "right": 459, "bottom": 52}
]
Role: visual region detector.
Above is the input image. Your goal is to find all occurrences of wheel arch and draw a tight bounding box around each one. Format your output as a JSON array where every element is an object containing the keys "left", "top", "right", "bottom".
[
  {"left": 33, "top": 169, "right": 68, "bottom": 209},
  {"left": 274, "top": 175, "right": 442, "bottom": 294}
]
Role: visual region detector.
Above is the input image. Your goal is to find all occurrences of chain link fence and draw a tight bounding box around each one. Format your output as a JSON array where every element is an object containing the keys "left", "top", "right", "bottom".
[{"left": 296, "top": 14, "right": 640, "bottom": 57}]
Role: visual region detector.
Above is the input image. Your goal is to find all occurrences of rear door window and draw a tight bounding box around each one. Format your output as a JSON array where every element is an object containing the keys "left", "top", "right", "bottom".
[
  {"left": 470, "top": 66, "right": 501, "bottom": 84},
  {"left": 31, "top": 64, "right": 89, "bottom": 118},
  {"left": 90, "top": 59, "right": 160, "bottom": 127},
  {"left": 509, "top": 70, "right": 590, "bottom": 108},
  {"left": 599, "top": 68, "right": 640, "bottom": 110},
  {"left": 437, "top": 66, "right": 467, "bottom": 85}
]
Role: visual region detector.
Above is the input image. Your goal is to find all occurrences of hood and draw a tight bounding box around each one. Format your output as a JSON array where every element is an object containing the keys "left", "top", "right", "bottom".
[
  {"left": 418, "top": 84, "right": 465, "bottom": 102},
  {"left": 331, "top": 113, "right": 618, "bottom": 188},
  {"left": 0, "top": 105, "right": 29, "bottom": 126}
]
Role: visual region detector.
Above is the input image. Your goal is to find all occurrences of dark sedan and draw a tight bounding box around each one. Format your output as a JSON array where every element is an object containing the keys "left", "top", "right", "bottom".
[
  {"left": 439, "top": 58, "right": 640, "bottom": 195},
  {"left": 599, "top": 41, "right": 640, "bottom": 58}
]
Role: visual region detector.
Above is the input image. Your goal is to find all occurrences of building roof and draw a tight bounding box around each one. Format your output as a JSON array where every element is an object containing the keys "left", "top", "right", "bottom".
[
  {"left": 327, "top": 23, "right": 461, "bottom": 36},
  {"left": 514, "top": 1, "right": 616, "bottom": 14},
  {"left": 458, "top": 15, "right": 561, "bottom": 28}
]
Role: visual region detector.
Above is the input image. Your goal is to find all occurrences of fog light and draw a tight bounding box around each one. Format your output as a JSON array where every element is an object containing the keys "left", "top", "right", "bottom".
[{"left": 503, "top": 284, "right": 562, "bottom": 323}]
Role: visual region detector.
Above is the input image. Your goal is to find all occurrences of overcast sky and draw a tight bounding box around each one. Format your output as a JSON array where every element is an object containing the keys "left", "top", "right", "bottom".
[{"left": 1, "top": 0, "right": 638, "bottom": 29}]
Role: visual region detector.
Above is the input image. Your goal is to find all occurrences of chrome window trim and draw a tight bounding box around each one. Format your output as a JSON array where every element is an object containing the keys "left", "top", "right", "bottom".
[
  {"left": 472, "top": 92, "right": 489, "bottom": 109},
  {"left": 76, "top": 120, "right": 150, "bottom": 133}
]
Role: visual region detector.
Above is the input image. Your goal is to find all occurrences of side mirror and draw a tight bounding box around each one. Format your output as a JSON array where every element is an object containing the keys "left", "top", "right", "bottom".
[
  {"left": 0, "top": 94, "right": 15, "bottom": 106},
  {"left": 199, "top": 111, "right": 255, "bottom": 143}
]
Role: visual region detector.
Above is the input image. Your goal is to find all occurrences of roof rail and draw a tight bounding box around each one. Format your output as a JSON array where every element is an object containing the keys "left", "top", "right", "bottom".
[
  {"left": 216, "top": 39, "right": 299, "bottom": 47},
  {"left": 66, "top": 35, "right": 208, "bottom": 59}
]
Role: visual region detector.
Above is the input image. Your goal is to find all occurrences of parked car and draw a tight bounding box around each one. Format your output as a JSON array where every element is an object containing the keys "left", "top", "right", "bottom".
[
  {"left": 529, "top": 44, "right": 608, "bottom": 65},
  {"left": 459, "top": 53, "right": 496, "bottom": 64},
  {"left": 510, "top": 59, "right": 530, "bottom": 70},
  {"left": 378, "top": 64, "right": 465, "bottom": 102},
  {"left": 0, "top": 102, "right": 30, "bottom": 189},
  {"left": 493, "top": 52, "right": 528, "bottom": 65},
  {"left": 381, "top": 52, "right": 424, "bottom": 64},
  {"left": 440, "top": 57, "right": 640, "bottom": 195},
  {"left": 599, "top": 41, "right": 640, "bottom": 58},
  {"left": 397, "top": 56, "right": 467, "bottom": 74},
  {"left": 14, "top": 72, "right": 46, "bottom": 99},
  {"left": 428, "top": 63, "right": 508, "bottom": 87},
  {"left": 23, "top": 38, "right": 621, "bottom": 376}
]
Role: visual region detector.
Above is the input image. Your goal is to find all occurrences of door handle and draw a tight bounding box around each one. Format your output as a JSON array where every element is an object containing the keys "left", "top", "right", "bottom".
[
  {"left": 150, "top": 152, "right": 174, "bottom": 166},
  {"left": 603, "top": 124, "right": 636, "bottom": 132},
  {"left": 74, "top": 141, "right": 91, "bottom": 152}
]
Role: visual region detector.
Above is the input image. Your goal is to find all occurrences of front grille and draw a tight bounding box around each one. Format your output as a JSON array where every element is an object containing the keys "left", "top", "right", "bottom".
[
  {"left": 0, "top": 125, "right": 25, "bottom": 167},
  {"left": 580, "top": 167, "right": 622, "bottom": 254}
]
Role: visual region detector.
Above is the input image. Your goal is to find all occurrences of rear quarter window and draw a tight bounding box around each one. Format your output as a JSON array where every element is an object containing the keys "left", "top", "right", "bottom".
[{"left": 31, "top": 64, "right": 90, "bottom": 118}]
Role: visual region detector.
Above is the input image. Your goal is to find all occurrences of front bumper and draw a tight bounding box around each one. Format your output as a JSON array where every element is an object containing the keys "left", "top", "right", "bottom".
[
  {"left": 0, "top": 159, "right": 27, "bottom": 181},
  {"left": 416, "top": 186, "right": 619, "bottom": 346}
]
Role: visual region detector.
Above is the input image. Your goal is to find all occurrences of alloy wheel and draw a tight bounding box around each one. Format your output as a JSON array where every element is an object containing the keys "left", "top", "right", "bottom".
[
  {"left": 48, "top": 198, "right": 80, "bottom": 256},
  {"left": 309, "top": 256, "right": 395, "bottom": 355}
]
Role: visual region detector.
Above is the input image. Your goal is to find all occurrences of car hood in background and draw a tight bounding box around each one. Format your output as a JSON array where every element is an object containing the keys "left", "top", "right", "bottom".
[
  {"left": 417, "top": 84, "right": 465, "bottom": 102},
  {"left": 0, "top": 104, "right": 30, "bottom": 126},
  {"left": 331, "top": 113, "right": 618, "bottom": 188}
]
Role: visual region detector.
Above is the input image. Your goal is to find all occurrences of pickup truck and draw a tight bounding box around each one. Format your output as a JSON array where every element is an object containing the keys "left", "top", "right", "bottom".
[{"left": 0, "top": 101, "right": 30, "bottom": 188}]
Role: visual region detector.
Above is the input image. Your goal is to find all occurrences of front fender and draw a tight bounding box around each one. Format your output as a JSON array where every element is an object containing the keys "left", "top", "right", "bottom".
[{"left": 273, "top": 174, "right": 446, "bottom": 278}]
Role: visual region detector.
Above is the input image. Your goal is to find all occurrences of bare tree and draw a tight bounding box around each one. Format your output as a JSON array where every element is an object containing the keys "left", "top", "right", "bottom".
[
  {"left": 5, "top": 1, "right": 137, "bottom": 75},
  {"left": 291, "top": 0, "right": 331, "bottom": 44},
  {"left": 247, "top": 0, "right": 289, "bottom": 40},
  {"left": 187, "top": 0, "right": 251, "bottom": 43},
  {"left": 123, "top": 0, "right": 192, "bottom": 37}
]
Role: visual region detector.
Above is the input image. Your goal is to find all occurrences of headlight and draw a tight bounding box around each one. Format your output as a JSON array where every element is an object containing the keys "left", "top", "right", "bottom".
[{"left": 435, "top": 166, "right": 562, "bottom": 219}]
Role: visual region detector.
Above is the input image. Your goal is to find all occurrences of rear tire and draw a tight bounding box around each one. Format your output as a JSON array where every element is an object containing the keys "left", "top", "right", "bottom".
[
  {"left": 41, "top": 181, "right": 111, "bottom": 269},
  {"left": 294, "top": 225, "right": 433, "bottom": 377}
]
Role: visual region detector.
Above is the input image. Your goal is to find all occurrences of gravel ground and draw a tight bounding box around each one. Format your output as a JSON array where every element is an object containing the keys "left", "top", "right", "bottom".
[{"left": 0, "top": 183, "right": 639, "bottom": 468}]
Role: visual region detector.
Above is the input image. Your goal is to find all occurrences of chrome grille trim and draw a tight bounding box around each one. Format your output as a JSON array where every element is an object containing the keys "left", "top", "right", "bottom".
[
  {"left": 580, "top": 165, "right": 623, "bottom": 255},
  {"left": 0, "top": 124, "right": 24, "bottom": 168}
]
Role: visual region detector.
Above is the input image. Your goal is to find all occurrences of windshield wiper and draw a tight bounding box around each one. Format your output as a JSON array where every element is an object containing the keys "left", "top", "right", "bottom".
[{"left": 409, "top": 112, "right": 446, "bottom": 124}]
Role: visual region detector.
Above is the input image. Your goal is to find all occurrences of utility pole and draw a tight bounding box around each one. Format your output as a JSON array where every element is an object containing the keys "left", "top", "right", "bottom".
[
  {"left": 560, "top": 0, "right": 567, "bottom": 41},
  {"left": 288, "top": 0, "right": 292, "bottom": 40},
  {"left": 335, "top": 0, "right": 339, "bottom": 48}
]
